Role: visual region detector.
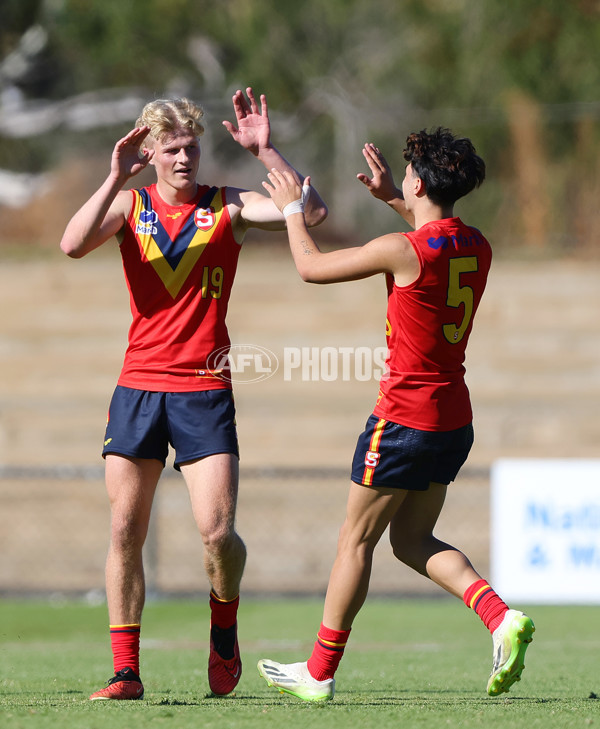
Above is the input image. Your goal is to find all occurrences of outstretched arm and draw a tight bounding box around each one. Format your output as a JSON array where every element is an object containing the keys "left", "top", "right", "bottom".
[
  {"left": 60, "top": 126, "right": 154, "bottom": 258},
  {"left": 262, "top": 169, "right": 419, "bottom": 286},
  {"left": 223, "top": 87, "right": 327, "bottom": 229},
  {"left": 357, "top": 143, "right": 415, "bottom": 229}
]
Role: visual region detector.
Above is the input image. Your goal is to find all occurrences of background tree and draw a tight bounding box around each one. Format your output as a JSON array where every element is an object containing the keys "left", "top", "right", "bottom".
[{"left": 1, "top": 0, "right": 599, "bottom": 249}]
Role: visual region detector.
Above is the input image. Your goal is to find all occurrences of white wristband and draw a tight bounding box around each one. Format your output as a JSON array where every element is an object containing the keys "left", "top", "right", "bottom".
[
  {"left": 282, "top": 199, "right": 304, "bottom": 218},
  {"left": 282, "top": 183, "right": 311, "bottom": 218}
]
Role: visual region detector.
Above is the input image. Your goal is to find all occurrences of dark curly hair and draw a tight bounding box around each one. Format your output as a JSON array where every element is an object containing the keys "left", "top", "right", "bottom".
[{"left": 403, "top": 127, "right": 485, "bottom": 206}]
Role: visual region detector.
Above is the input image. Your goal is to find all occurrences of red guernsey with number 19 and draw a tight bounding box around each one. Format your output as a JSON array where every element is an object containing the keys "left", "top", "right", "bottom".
[
  {"left": 116, "top": 183, "right": 241, "bottom": 392},
  {"left": 374, "top": 217, "right": 492, "bottom": 431}
]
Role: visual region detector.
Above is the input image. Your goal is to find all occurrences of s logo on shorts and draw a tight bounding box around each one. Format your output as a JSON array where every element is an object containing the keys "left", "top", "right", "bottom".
[{"left": 364, "top": 451, "right": 380, "bottom": 468}]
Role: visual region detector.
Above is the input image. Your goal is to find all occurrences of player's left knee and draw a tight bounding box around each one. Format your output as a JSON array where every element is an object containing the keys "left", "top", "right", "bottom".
[{"left": 201, "top": 523, "right": 239, "bottom": 554}]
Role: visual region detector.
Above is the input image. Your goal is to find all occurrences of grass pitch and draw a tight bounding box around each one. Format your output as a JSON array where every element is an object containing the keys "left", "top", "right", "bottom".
[{"left": 1, "top": 598, "right": 599, "bottom": 728}]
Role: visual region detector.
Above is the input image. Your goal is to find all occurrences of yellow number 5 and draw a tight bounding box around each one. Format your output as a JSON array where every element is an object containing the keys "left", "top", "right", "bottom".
[{"left": 443, "top": 256, "right": 478, "bottom": 344}]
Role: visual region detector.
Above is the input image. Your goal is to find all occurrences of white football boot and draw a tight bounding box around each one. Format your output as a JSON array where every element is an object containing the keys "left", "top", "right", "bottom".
[{"left": 257, "top": 659, "right": 335, "bottom": 701}]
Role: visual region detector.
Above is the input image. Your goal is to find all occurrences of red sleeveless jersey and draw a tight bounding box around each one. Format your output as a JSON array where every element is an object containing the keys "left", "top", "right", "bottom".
[
  {"left": 373, "top": 217, "right": 492, "bottom": 431},
  {"left": 116, "top": 183, "right": 241, "bottom": 392}
]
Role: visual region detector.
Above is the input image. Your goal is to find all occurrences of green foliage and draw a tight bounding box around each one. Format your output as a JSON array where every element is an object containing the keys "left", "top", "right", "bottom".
[
  {"left": 0, "top": 0, "right": 45, "bottom": 54},
  {"left": 1, "top": 0, "right": 600, "bottom": 249},
  {"left": 40, "top": 0, "right": 201, "bottom": 96},
  {"left": 7, "top": 0, "right": 595, "bottom": 107}
]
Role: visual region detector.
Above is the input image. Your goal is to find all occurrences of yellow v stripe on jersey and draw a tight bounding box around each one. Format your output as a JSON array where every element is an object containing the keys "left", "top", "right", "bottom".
[{"left": 131, "top": 187, "right": 224, "bottom": 299}]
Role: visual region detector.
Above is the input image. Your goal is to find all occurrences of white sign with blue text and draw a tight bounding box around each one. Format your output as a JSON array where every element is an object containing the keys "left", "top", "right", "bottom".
[{"left": 491, "top": 459, "right": 600, "bottom": 604}]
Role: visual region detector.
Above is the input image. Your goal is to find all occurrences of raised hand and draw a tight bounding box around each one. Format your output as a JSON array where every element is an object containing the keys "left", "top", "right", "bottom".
[
  {"left": 262, "top": 168, "right": 305, "bottom": 213},
  {"left": 356, "top": 143, "right": 400, "bottom": 202},
  {"left": 110, "top": 126, "right": 153, "bottom": 182},
  {"left": 223, "top": 87, "right": 271, "bottom": 156}
]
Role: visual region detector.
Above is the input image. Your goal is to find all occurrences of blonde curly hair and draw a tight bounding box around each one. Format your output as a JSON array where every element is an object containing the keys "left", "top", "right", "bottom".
[{"left": 136, "top": 98, "right": 205, "bottom": 145}]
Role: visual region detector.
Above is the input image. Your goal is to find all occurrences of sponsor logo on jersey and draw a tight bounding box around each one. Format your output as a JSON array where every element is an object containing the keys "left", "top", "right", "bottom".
[
  {"left": 427, "top": 235, "right": 449, "bottom": 250},
  {"left": 136, "top": 209, "right": 158, "bottom": 235},
  {"left": 427, "top": 232, "right": 485, "bottom": 251}
]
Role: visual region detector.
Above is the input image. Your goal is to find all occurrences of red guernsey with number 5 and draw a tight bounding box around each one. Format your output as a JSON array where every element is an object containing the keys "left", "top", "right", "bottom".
[{"left": 374, "top": 217, "right": 492, "bottom": 431}]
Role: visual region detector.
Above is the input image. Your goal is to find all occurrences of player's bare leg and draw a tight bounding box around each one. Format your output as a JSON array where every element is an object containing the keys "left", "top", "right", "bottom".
[
  {"left": 388, "top": 482, "right": 482, "bottom": 598},
  {"left": 181, "top": 453, "right": 246, "bottom": 694},
  {"left": 105, "top": 455, "right": 162, "bottom": 622},
  {"left": 322, "top": 482, "right": 407, "bottom": 630},
  {"left": 181, "top": 453, "right": 246, "bottom": 600},
  {"left": 389, "top": 482, "right": 534, "bottom": 695},
  {"left": 258, "top": 482, "right": 406, "bottom": 701},
  {"left": 90, "top": 455, "right": 162, "bottom": 700}
]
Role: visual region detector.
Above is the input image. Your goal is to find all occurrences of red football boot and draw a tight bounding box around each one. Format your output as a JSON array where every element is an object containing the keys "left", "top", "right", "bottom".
[
  {"left": 208, "top": 623, "right": 242, "bottom": 695},
  {"left": 89, "top": 667, "right": 144, "bottom": 700}
]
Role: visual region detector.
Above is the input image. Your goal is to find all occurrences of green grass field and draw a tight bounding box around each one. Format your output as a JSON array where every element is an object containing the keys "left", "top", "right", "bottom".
[{"left": 1, "top": 598, "right": 598, "bottom": 728}]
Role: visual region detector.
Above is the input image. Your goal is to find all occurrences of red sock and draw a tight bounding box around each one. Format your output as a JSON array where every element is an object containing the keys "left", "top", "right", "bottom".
[
  {"left": 209, "top": 591, "right": 239, "bottom": 628},
  {"left": 110, "top": 624, "right": 141, "bottom": 675},
  {"left": 306, "top": 623, "right": 351, "bottom": 681},
  {"left": 463, "top": 579, "right": 509, "bottom": 633},
  {"left": 209, "top": 592, "right": 240, "bottom": 660}
]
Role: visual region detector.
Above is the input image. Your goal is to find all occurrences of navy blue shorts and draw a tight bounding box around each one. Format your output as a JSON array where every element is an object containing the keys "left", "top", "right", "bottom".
[
  {"left": 102, "top": 386, "right": 239, "bottom": 469},
  {"left": 351, "top": 415, "right": 473, "bottom": 491}
]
